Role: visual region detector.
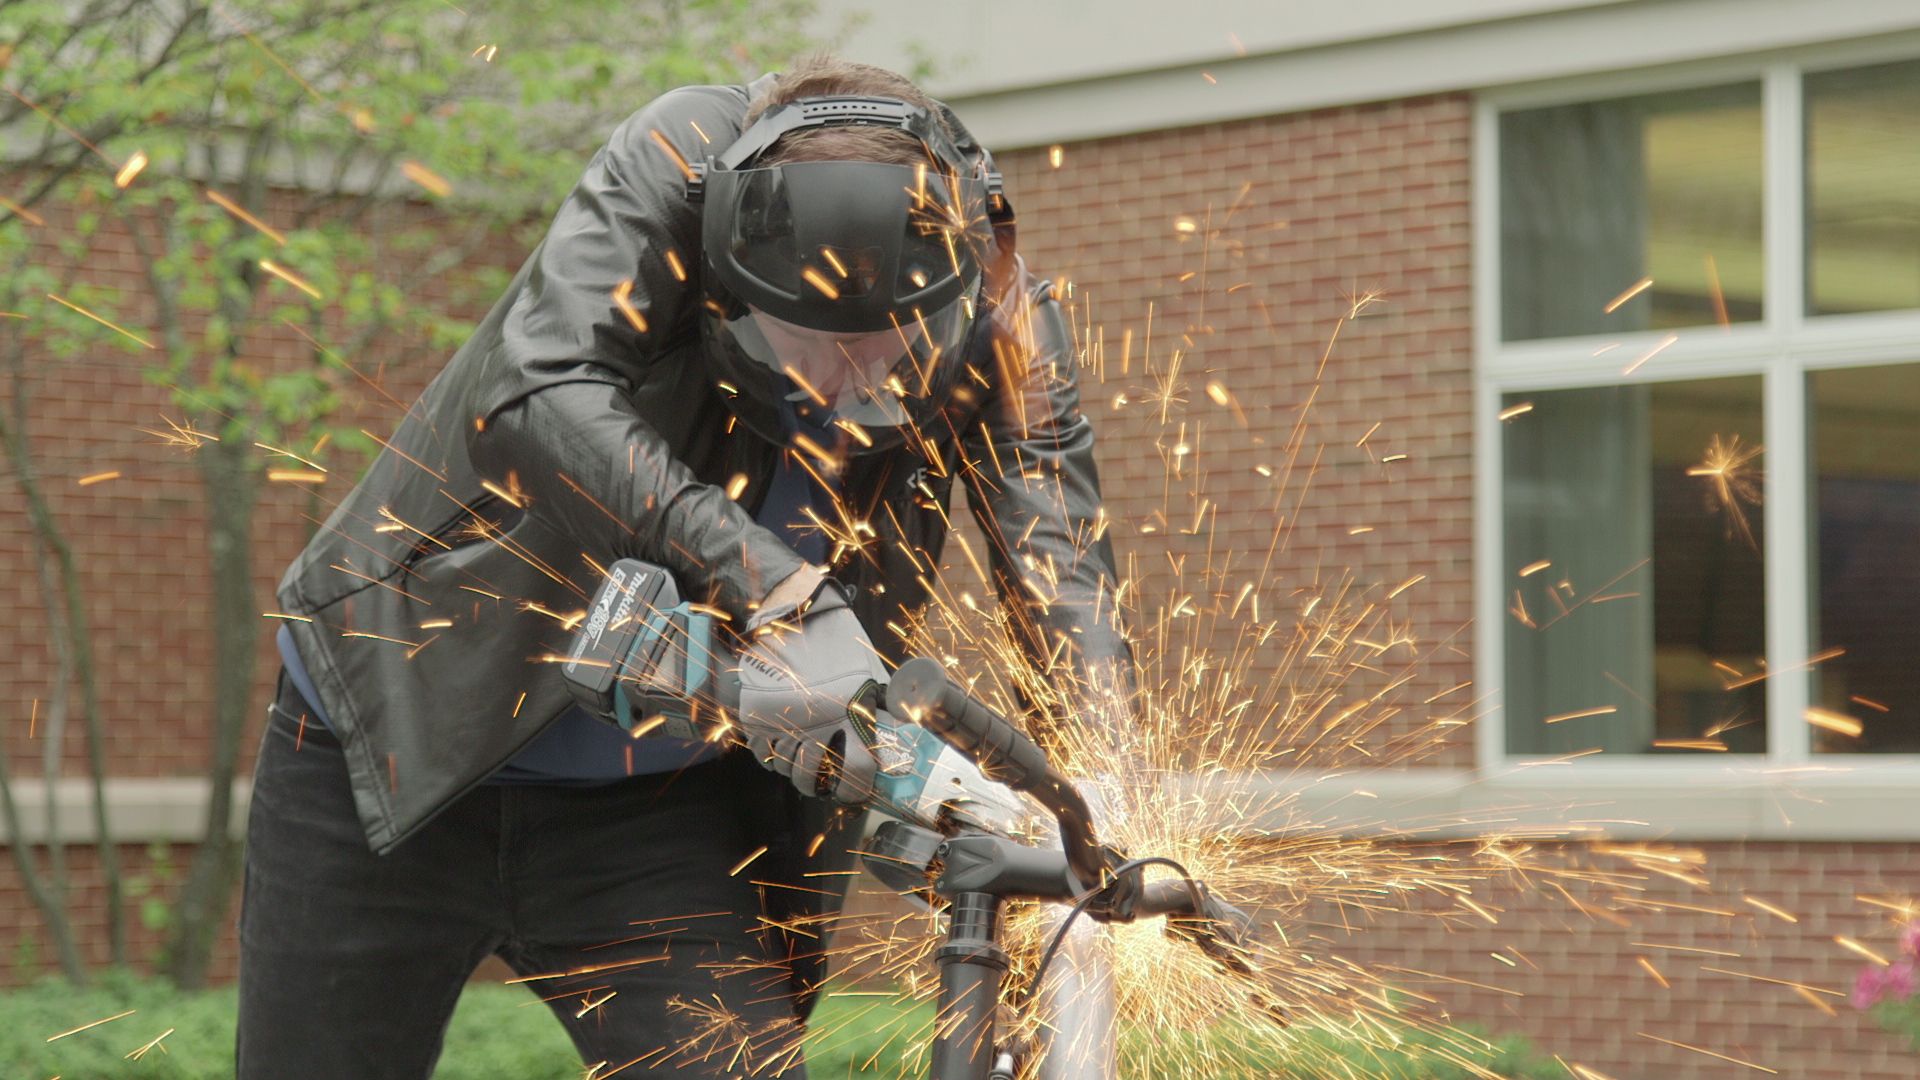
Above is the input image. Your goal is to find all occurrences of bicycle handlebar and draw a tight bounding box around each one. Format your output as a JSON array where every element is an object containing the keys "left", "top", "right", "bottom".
[{"left": 884, "top": 658, "right": 1111, "bottom": 893}]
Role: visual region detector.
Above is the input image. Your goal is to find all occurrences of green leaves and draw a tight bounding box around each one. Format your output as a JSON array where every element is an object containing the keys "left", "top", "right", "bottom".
[{"left": 9, "top": 0, "right": 817, "bottom": 476}]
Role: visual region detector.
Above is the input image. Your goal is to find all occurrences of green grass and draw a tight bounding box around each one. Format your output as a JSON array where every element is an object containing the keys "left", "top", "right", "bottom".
[{"left": 3, "top": 972, "right": 1557, "bottom": 1078}]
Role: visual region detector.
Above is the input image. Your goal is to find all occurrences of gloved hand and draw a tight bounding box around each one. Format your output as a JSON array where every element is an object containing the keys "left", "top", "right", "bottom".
[{"left": 736, "top": 578, "right": 882, "bottom": 804}]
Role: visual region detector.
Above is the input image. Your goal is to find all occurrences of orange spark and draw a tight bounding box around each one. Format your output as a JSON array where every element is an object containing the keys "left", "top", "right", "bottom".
[
  {"left": 1636, "top": 1033, "right": 1776, "bottom": 1074},
  {"left": 267, "top": 469, "right": 326, "bottom": 484},
  {"left": 46, "top": 1008, "right": 136, "bottom": 1041},
  {"left": 0, "top": 193, "right": 46, "bottom": 226},
  {"left": 612, "top": 279, "right": 649, "bottom": 334},
  {"left": 1518, "top": 560, "right": 1551, "bottom": 577},
  {"left": 800, "top": 267, "right": 840, "bottom": 300},
  {"left": 1621, "top": 332, "right": 1679, "bottom": 376},
  {"left": 1804, "top": 708, "right": 1862, "bottom": 738},
  {"left": 1686, "top": 434, "right": 1762, "bottom": 548},
  {"left": 401, "top": 161, "right": 451, "bottom": 198},
  {"left": 729, "top": 845, "right": 769, "bottom": 877},
  {"left": 1603, "top": 276, "right": 1653, "bottom": 314},
  {"left": 76, "top": 470, "right": 120, "bottom": 486},
  {"left": 1636, "top": 957, "right": 1669, "bottom": 988},
  {"left": 113, "top": 150, "right": 149, "bottom": 189},
  {"left": 124, "top": 1028, "right": 175, "bottom": 1061},
  {"left": 1544, "top": 706, "right": 1617, "bottom": 724},
  {"left": 1705, "top": 254, "right": 1730, "bottom": 328},
  {"left": 1498, "top": 402, "right": 1534, "bottom": 421},
  {"left": 1048, "top": 145, "right": 1064, "bottom": 169},
  {"left": 648, "top": 129, "right": 694, "bottom": 181},
  {"left": 1835, "top": 936, "right": 1887, "bottom": 965},
  {"left": 260, "top": 259, "right": 322, "bottom": 299},
  {"left": 47, "top": 293, "right": 154, "bottom": 349},
  {"left": 208, "top": 192, "right": 289, "bottom": 245}
]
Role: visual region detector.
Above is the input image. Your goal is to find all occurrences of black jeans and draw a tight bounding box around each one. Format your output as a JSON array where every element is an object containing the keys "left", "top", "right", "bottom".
[{"left": 237, "top": 673, "right": 810, "bottom": 1079}]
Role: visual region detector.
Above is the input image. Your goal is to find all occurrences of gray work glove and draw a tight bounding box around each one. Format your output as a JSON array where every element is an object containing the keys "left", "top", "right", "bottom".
[{"left": 736, "top": 580, "right": 882, "bottom": 805}]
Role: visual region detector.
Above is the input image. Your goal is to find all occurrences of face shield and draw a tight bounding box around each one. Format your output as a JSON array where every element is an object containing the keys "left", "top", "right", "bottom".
[{"left": 699, "top": 158, "right": 994, "bottom": 451}]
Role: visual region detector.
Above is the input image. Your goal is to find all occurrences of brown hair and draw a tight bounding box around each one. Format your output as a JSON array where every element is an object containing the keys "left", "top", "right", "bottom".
[{"left": 745, "top": 54, "right": 949, "bottom": 167}]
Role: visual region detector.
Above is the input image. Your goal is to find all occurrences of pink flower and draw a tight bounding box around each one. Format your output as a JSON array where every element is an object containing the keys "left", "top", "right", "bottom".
[
  {"left": 1899, "top": 921, "right": 1920, "bottom": 961},
  {"left": 1855, "top": 967, "right": 1890, "bottom": 1010},
  {"left": 1888, "top": 961, "right": 1918, "bottom": 1001}
]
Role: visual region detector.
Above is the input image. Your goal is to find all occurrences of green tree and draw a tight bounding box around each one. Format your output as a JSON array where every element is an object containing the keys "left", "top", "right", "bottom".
[{"left": 2, "top": 0, "right": 818, "bottom": 987}]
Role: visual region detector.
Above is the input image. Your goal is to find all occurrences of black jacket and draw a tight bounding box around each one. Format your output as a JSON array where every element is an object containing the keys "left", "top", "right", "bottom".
[{"left": 274, "top": 75, "right": 1127, "bottom": 863}]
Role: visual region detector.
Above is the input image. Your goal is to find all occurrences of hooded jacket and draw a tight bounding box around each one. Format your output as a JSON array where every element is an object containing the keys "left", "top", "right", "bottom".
[{"left": 273, "top": 75, "right": 1128, "bottom": 923}]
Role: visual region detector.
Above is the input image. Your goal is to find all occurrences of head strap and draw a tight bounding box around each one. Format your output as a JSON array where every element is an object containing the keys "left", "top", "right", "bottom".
[{"left": 687, "top": 95, "right": 1004, "bottom": 216}]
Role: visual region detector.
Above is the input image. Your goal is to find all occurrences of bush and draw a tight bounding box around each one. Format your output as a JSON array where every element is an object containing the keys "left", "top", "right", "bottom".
[{"left": 3, "top": 973, "right": 1557, "bottom": 1078}]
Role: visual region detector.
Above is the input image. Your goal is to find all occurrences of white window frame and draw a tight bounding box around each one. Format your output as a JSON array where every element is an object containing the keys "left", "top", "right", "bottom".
[{"left": 1471, "top": 35, "right": 1920, "bottom": 798}]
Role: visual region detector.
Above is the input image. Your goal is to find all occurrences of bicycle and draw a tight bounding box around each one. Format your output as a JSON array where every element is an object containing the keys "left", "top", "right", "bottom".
[{"left": 861, "top": 658, "right": 1268, "bottom": 1080}]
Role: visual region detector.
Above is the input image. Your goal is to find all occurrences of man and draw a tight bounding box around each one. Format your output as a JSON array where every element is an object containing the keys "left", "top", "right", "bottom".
[{"left": 238, "top": 56, "right": 1129, "bottom": 1078}]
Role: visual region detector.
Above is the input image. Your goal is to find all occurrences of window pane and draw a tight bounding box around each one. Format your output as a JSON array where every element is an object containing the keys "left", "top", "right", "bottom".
[
  {"left": 1805, "top": 59, "right": 1920, "bottom": 316},
  {"left": 1809, "top": 362, "right": 1920, "bottom": 752},
  {"left": 1503, "top": 376, "right": 1766, "bottom": 755},
  {"left": 1500, "top": 83, "right": 1763, "bottom": 341}
]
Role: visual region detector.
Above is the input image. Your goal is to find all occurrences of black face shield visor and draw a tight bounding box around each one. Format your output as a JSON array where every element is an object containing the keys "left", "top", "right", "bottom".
[{"left": 699, "top": 158, "right": 994, "bottom": 449}]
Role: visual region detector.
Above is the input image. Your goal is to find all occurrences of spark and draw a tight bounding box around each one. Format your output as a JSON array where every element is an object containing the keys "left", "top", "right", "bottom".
[
  {"left": 1686, "top": 434, "right": 1763, "bottom": 548},
  {"left": 46, "top": 1008, "right": 136, "bottom": 1041},
  {"left": 124, "top": 1028, "right": 175, "bottom": 1060},
  {"left": 46, "top": 293, "right": 154, "bottom": 349},
  {"left": 76, "top": 470, "right": 120, "bottom": 486},
  {"left": 1048, "top": 145, "right": 1064, "bottom": 168},
  {"left": 1705, "top": 254, "right": 1731, "bottom": 328},
  {"left": 266, "top": 469, "right": 326, "bottom": 484},
  {"left": 1804, "top": 708, "right": 1862, "bottom": 739},
  {"left": 401, "top": 161, "right": 451, "bottom": 198},
  {"left": 1498, "top": 402, "right": 1533, "bottom": 421},
  {"left": 612, "top": 279, "right": 649, "bottom": 334},
  {"left": 1620, "top": 332, "right": 1678, "bottom": 376},
  {"left": 729, "top": 846, "right": 769, "bottom": 877},
  {"left": 1636, "top": 1032, "right": 1776, "bottom": 1073},
  {"left": 112, "top": 150, "right": 148, "bottom": 189},
  {"left": 261, "top": 612, "right": 312, "bottom": 623},
  {"left": 0, "top": 194, "right": 46, "bottom": 225},
  {"left": 801, "top": 266, "right": 841, "bottom": 299},
  {"left": 259, "top": 259, "right": 322, "bottom": 299},
  {"left": 1603, "top": 276, "right": 1653, "bottom": 313},
  {"left": 1835, "top": 936, "right": 1887, "bottom": 965},
  {"left": 1636, "top": 957, "right": 1669, "bottom": 988},
  {"left": 648, "top": 129, "right": 694, "bottom": 181},
  {"left": 255, "top": 442, "right": 326, "bottom": 472},
  {"left": 1543, "top": 706, "right": 1616, "bottom": 724},
  {"left": 1518, "top": 560, "right": 1551, "bottom": 577}
]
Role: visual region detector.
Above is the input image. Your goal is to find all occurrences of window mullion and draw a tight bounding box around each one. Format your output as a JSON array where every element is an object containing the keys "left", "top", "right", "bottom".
[
  {"left": 1763, "top": 62, "right": 1805, "bottom": 339},
  {"left": 1763, "top": 359, "right": 1811, "bottom": 766},
  {"left": 1761, "top": 64, "right": 1810, "bottom": 766}
]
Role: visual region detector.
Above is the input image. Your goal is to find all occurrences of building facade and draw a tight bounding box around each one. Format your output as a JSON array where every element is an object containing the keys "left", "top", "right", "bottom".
[
  {"left": 5, "top": 1, "right": 1920, "bottom": 1076},
  {"left": 821, "top": 1, "right": 1920, "bottom": 1076}
]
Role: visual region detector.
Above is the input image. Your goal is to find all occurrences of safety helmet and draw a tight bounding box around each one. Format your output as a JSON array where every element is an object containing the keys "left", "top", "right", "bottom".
[{"left": 689, "top": 96, "right": 1004, "bottom": 455}]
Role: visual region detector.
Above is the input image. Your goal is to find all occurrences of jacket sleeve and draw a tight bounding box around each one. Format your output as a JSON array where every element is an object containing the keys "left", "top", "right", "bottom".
[
  {"left": 962, "top": 260, "right": 1136, "bottom": 723},
  {"left": 465, "top": 85, "right": 804, "bottom": 621}
]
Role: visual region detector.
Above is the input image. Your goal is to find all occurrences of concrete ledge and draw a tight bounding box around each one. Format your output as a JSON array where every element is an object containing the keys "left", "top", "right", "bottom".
[
  {"left": 3, "top": 778, "right": 250, "bottom": 846},
  {"left": 6, "top": 768, "right": 1920, "bottom": 846},
  {"left": 1171, "top": 767, "right": 1920, "bottom": 842}
]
